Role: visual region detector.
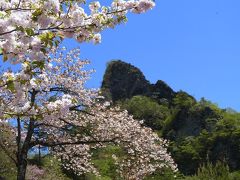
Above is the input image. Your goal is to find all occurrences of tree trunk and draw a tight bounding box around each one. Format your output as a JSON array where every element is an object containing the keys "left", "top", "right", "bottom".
[
  {"left": 16, "top": 91, "right": 37, "bottom": 180},
  {"left": 16, "top": 116, "right": 27, "bottom": 180},
  {"left": 16, "top": 118, "right": 35, "bottom": 180},
  {"left": 17, "top": 153, "right": 28, "bottom": 180}
]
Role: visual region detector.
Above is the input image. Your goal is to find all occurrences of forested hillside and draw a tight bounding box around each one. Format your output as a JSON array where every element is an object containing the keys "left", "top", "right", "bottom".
[{"left": 101, "top": 60, "right": 240, "bottom": 178}]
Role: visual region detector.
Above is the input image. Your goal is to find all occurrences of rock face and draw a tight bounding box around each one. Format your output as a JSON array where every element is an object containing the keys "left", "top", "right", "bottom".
[
  {"left": 101, "top": 60, "right": 176, "bottom": 102},
  {"left": 101, "top": 60, "right": 151, "bottom": 102},
  {"left": 164, "top": 106, "right": 220, "bottom": 141},
  {"left": 101, "top": 60, "right": 217, "bottom": 136},
  {"left": 150, "top": 80, "right": 175, "bottom": 103}
]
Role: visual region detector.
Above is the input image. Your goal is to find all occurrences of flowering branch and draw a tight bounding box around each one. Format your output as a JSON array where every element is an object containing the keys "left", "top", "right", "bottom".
[
  {"left": 0, "top": 0, "right": 155, "bottom": 63},
  {"left": 31, "top": 138, "right": 117, "bottom": 148}
]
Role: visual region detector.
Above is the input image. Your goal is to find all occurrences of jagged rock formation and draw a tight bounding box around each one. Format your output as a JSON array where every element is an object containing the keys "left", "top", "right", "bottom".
[
  {"left": 150, "top": 80, "right": 175, "bottom": 103},
  {"left": 101, "top": 60, "right": 151, "bottom": 101},
  {"left": 101, "top": 60, "right": 219, "bottom": 134},
  {"left": 101, "top": 60, "right": 176, "bottom": 103}
]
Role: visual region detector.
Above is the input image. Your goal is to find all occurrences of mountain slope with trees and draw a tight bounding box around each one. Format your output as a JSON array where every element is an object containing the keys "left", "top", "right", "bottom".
[{"left": 101, "top": 60, "right": 240, "bottom": 176}]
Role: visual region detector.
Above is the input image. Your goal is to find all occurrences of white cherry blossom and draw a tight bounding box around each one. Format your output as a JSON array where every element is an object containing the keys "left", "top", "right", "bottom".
[{"left": 0, "top": 0, "right": 155, "bottom": 63}]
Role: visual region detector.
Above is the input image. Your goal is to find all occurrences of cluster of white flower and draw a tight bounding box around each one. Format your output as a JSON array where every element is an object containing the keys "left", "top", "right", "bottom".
[
  {"left": 0, "top": 0, "right": 155, "bottom": 63},
  {"left": 43, "top": 98, "right": 177, "bottom": 178},
  {"left": 0, "top": 48, "right": 96, "bottom": 117}
]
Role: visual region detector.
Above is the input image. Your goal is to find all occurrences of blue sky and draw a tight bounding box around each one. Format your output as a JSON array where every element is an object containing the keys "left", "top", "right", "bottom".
[
  {"left": 64, "top": 0, "right": 240, "bottom": 111},
  {"left": 1, "top": 0, "right": 240, "bottom": 111}
]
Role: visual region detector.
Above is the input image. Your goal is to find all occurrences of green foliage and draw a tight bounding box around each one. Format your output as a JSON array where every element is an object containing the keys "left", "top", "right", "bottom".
[
  {"left": 173, "top": 91, "right": 197, "bottom": 109},
  {"left": 0, "top": 149, "right": 16, "bottom": 179},
  {"left": 0, "top": 124, "right": 17, "bottom": 179},
  {"left": 185, "top": 161, "right": 230, "bottom": 180},
  {"left": 91, "top": 146, "right": 123, "bottom": 179},
  {"left": 61, "top": 145, "right": 124, "bottom": 180},
  {"left": 163, "top": 98, "right": 222, "bottom": 141},
  {"left": 41, "top": 156, "right": 71, "bottom": 180},
  {"left": 27, "top": 155, "right": 71, "bottom": 180},
  {"left": 121, "top": 95, "right": 170, "bottom": 130},
  {"left": 216, "top": 111, "right": 240, "bottom": 132},
  {"left": 229, "top": 171, "right": 240, "bottom": 180},
  {"left": 171, "top": 126, "right": 227, "bottom": 174},
  {"left": 144, "top": 168, "right": 183, "bottom": 180}
]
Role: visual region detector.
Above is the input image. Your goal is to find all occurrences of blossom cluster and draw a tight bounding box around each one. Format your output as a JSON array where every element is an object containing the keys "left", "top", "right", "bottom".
[
  {"left": 0, "top": 48, "right": 95, "bottom": 117},
  {"left": 52, "top": 105, "right": 177, "bottom": 178},
  {"left": 0, "top": 0, "right": 155, "bottom": 63}
]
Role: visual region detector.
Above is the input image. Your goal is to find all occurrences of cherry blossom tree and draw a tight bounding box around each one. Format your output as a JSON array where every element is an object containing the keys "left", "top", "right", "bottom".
[
  {"left": 0, "top": 0, "right": 178, "bottom": 179},
  {"left": 0, "top": 48, "right": 176, "bottom": 179},
  {"left": 0, "top": 0, "right": 155, "bottom": 63}
]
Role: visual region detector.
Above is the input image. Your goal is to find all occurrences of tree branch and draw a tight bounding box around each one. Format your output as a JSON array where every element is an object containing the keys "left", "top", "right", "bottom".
[
  {"left": 0, "top": 28, "right": 17, "bottom": 36},
  {"left": 35, "top": 123, "right": 71, "bottom": 132},
  {"left": 16, "top": 116, "right": 21, "bottom": 164},
  {"left": 17, "top": 0, "right": 22, "bottom": 9},
  {"left": 0, "top": 6, "right": 135, "bottom": 36},
  {"left": 31, "top": 138, "right": 116, "bottom": 148}
]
